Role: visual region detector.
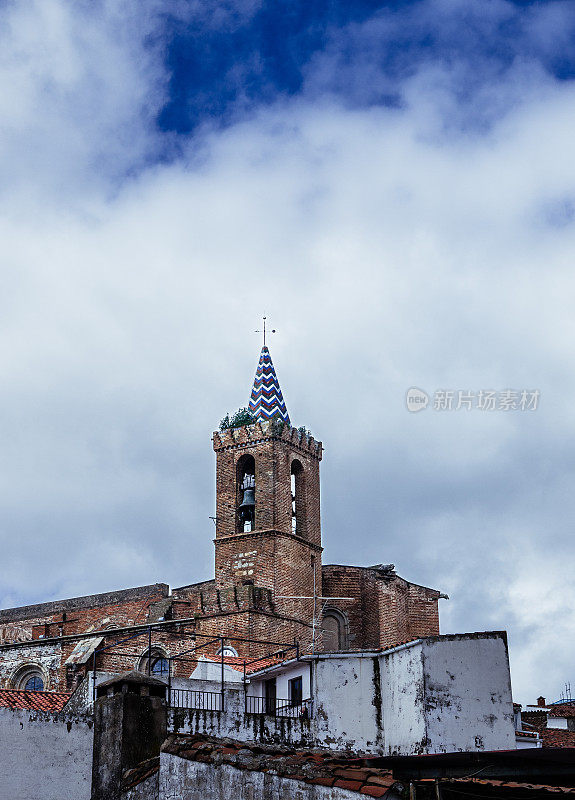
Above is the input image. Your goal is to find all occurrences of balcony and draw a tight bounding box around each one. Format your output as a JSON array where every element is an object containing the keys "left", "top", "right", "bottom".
[{"left": 245, "top": 695, "right": 312, "bottom": 719}]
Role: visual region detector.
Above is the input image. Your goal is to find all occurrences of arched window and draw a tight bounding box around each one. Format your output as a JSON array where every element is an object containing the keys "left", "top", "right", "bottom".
[
  {"left": 237, "top": 454, "right": 256, "bottom": 533},
  {"left": 11, "top": 665, "right": 47, "bottom": 691},
  {"left": 321, "top": 610, "right": 348, "bottom": 652},
  {"left": 25, "top": 675, "right": 44, "bottom": 691},
  {"left": 216, "top": 645, "right": 238, "bottom": 658},
  {"left": 138, "top": 648, "right": 169, "bottom": 678},
  {"left": 151, "top": 657, "right": 169, "bottom": 677},
  {"left": 291, "top": 459, "right": 306, "bottom": 538}
]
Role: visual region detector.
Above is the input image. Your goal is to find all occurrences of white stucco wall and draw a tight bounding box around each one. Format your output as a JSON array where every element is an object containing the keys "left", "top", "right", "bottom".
[
  {"left": 378, "top": 633, "right": 515, "bottom": 755},
  {"left": 189, "top": 658, "right": 244, "bottom": 683},
  {"left": 169, "top": 634, "right": 514, "bottom": 755},
  {"left": 123, "top": 772, "right": 159, "bottom": 800},
  {"left": 548, "top": 717, "right": 568, "bottom": 729},
  {"left": 159, "top": 754, "right": 367, "bottom": 800},
  {"left": 248, "top": 661, "right": 310, "bottom": 703},
  {"left": 380, "top": 643, "right": 426, "bottom": 754},
  {"left": 0, "top": 707, "right": 94, "bottom": 800},
  {"left": 311, "top": 654, "right": 381, "bottom": 751},
  {"left": 169, "top": 684, "right": 314, "bottom": 747},
  {"left": 420, "top": 634, "right": 515, "bottom": 753}
]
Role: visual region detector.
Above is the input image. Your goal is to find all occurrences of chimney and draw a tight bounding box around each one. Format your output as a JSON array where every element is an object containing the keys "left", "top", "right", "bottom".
[
  {"left": 91, "top": 670, "right": 167, "bottom": 800},
  {"left": 537, "top": 696, "right": 546, "bottom": 707}
]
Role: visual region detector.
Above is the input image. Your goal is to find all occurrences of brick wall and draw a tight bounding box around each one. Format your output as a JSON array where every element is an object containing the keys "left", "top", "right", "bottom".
[
  {"left": 213, "top": 421, "right": 322, "bottom": 546},
  {"left": 0, "top": 585, "right": 170, "bottom": 690},
  {"left": 321, "top": 565, "right": 440, "bottom": 651}
]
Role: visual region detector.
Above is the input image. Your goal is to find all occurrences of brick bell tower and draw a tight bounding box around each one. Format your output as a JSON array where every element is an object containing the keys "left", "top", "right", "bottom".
[{"left": 213, "top": 344, "right": 323, "bottom": 623}]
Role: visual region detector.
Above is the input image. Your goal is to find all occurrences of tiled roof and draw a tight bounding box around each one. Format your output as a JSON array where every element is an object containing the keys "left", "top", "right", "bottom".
[
  {"left": 443, "top": 777, "right": 574, "bottom": 795},
  {"left": 248, "top": 346, "right": 290, "bottom": 423},
  {"left": 541, "top": 729, "right": 575, "bottom": 748},
  {"left": 121, "top": 757, "right": 160, "bottom": 792},
  {"left": 548, "top": 703, "right": 575, "bottom": 718},
  {"left": 201, "top": 654, "right": 292, "bottom": 674},
  {"left": 521, "top": 710, "right": 548, "bottom": 731},
  {"left": 162, "top": 734, "right": 398, "bottom": 798},
  {"left": 0, "top": 689, "right": 71, "bottom": 712}
]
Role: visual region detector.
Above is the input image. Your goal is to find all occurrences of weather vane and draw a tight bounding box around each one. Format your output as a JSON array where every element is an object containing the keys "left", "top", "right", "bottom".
[{"left": 255, "top": 316, "right": 276, "bottom": 347}]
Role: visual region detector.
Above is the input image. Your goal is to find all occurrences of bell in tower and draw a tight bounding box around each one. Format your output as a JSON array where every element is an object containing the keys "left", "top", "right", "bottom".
[
  {"left": 237, "top": 456, "right": 255, "bottom": 532},
  {"left": 213, "top": 341, "right": 323, "bottom": 597}
]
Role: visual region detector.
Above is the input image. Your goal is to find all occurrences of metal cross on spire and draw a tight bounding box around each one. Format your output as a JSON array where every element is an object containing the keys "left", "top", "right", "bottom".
[{"left": 255, "top": 316, "right": 276, "bottom": 348}]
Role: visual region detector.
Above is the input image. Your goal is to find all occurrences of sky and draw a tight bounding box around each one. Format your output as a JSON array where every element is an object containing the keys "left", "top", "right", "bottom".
[{"left": 0, "top": 0, "right": 574, "bottom": 704}]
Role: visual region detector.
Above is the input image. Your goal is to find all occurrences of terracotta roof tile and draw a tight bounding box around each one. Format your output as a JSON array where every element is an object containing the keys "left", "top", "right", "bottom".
[
  {"left": 548, "top": 703, "right": 575, "bottom": 718},
  {"left": 0, "top": 689, "right": 71, "bottom": 712},
  {"left": 161, "top": 733, "right": 399, "bottom": 796},
  {"left": 202, "top": 654, "right": 292, "bottom": 674},
  {"left": 541, "top": 728, "right": 575, "bottom": 748},
  {"left": 121, "top": 757, "right": 160, "bottom": 792},
  {"left": 445, "top": 777, "right": 574, "bottom": 794}
]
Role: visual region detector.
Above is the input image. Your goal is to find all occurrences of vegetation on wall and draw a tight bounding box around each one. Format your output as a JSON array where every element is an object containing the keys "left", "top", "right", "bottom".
[
  {"left": 219, "top": 407, "right": 256, "bottom": 430},
  {"left": 219, "top": 409, "right": 313, "bottom": 439}
]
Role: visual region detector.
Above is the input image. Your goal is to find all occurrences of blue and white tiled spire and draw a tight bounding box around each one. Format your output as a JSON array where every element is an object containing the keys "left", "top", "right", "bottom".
[{"left": 248, "top": 346, "right": 290, "bottom": 424}]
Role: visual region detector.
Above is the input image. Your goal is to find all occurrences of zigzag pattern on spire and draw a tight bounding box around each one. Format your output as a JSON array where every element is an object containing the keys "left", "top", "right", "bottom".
[{"left": 249, "top": 346, "right": 290, "bottom": 424}]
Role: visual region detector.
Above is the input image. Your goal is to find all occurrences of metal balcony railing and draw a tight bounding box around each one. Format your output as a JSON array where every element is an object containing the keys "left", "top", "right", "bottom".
[
  {"left": 169, "top": 688, "right": 223, "bottom": 712},
  {"left": 245, "top": 695, "right": 312, "bottom": 719}
]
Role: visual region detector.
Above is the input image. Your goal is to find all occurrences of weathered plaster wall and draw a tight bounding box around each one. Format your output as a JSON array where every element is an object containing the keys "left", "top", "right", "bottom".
[
  {"left": 168, "top": 685, "right": 314, "bottom": 747},
  {"left": 379, "top": 633, "right": 515, "bottom": 755},
  {"left": 380, "top": 643, "right": 426, "bottom": 755},
  {"left": 421, "top": 633, "right": 515, "bottom": 753},
  {"left": 159, "top": 755, "right": 364, "bottom": 800},
  {"left": 123, "top": 773, "right": 159, "bottom": 800},
  {"left": 312, "top": 655, "right": 380, "bottom": 751},
  {"left": 0, "top": 706, "right": 93, "bottom": 800},
  {"left": 0, "top": 640, "right": 62, "bottom": 689}
]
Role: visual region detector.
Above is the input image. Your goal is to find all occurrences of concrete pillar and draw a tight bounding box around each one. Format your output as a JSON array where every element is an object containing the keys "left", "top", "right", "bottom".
[{"left": 91, "top": 670, "right": 167, "bottom": 800}]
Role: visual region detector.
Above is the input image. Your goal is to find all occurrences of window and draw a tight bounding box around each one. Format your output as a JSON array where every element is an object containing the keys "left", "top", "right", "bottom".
[
  {"left": 150, "top": 657, "right": 169, "bottom": 677},
  {"left": 216, "top": 646, "right": 238, "bottom": 658},
  {"left": 11, "top": 665, "right": 46, "bottom": 691},
  {"left": 24, "top": 675, "right": 44, "bottom": 691},
  {"left": 289, "top": 676, "right": 303, "bottom": 707},
  {"left": 138, "top": 648, "right": 169, "bottom": 678}
]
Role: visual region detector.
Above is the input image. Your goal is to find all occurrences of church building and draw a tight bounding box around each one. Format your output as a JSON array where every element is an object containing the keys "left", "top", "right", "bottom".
[{"left": 0, "top": 345, "right": 442, "bottom": 693}]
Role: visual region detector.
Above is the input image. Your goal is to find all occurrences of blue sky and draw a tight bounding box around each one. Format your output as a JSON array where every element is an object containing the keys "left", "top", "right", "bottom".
[
  {"left": 151, "top": 0, "right": 575, "bottom": 137},
  {"left": 1, "top": 0, "right": 575, "bottom": 704}
]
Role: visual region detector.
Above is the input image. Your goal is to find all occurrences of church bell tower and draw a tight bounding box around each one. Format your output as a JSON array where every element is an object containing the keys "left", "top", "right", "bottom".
[{"left": 213, "top": 345, "right": 322, "bottom": 619}]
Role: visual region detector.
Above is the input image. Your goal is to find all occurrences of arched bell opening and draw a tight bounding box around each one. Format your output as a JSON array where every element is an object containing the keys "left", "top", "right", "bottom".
[
  {"left": 291, "top": 459, "right": 306, "bottom": 538},
  {"left": 237, "top": 454, "right": 256, "bottom": 533}
]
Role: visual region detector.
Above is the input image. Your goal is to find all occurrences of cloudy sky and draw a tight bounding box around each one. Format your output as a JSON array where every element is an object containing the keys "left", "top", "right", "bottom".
[{"left": 1, "top": 0, "right": 574, "bottom": 704}]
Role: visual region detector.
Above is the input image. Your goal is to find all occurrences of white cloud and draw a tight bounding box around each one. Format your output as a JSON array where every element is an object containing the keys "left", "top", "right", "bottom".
[{"left": 0, "top": 0, "right": 574, "bottom": 704}]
